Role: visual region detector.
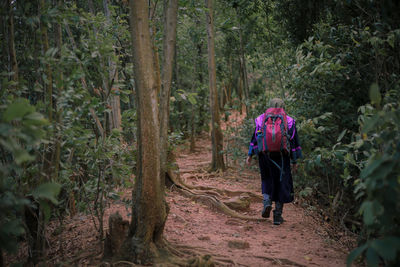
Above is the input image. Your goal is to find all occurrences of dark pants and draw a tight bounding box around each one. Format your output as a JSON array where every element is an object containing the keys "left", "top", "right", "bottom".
[{"left": 258, "top": 152, "right": 294, "bottom": 204}]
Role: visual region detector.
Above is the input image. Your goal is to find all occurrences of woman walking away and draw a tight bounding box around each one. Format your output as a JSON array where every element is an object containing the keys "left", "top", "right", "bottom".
[{"left": 246, "top": 98, "right": 302, "bottom": 225}]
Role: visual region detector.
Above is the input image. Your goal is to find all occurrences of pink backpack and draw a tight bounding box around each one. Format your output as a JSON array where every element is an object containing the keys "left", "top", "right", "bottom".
[{"left": 255, "top": 107, "right": 290, "bottom": 154}]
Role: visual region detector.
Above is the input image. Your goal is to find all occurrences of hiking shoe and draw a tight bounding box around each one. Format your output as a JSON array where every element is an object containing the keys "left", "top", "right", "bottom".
[
  {"left": 273, "top": 214, "right": 284, "bottom": 225},
  {"left": 262, "top": 200, "right": 272, "bottom": 218}
]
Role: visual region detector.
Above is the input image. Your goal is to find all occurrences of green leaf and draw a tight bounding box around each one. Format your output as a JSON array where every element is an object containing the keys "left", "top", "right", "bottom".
[
  {"left": 315, "top": 154, "right": 321, "bottom": 166},
  {"left": 369, "top": 83, "right": 381, "bottom": 107},
  {"left": 361, "top": 156, "right": 388, "bottom": 179},
  {"left": 24, "top": 112, "right": 47, "bottom": 125},
  {"left": 387, "top": 33, "right": 395, "bottom": 48},
  {"left": 370, "top": 237, "right": 400, "bottom": 261},
  {"left": 362, "top": 115, "right": 380, "bottom": 134},
  {"left": 368, "top": 159, "right": 396, "bottom": 181},
  {"left": 360, "top": 201, "right": 375, "bottom": 225},
  {"left": 3, "top": 98, "right": 35, "bottom": 122},
  {"left": 188, "top": 94, "right": 197, "bottom": 105},
  {"left": 14, "top": 149, "right": 35, "bottom": 164},
  {"left": 366, "top": 247, "right": 380, "bottom": 267},
  {"left": 337, "top": 129, "right": 347, "bottom": 142},
  {"left": 0, "top": 220, "right": 25, "bottom": 236},
  {"left": 354, "top": 139, "right": 364, "bottom": 149},
  {"left": 32, "top": 183, "right": 61, "bottom": 205},
  {"left": 347, "top": 243, "right": 367, "bottom": 266},
  {"left": 39, "top": 200, "right": 52, "bottom": 223}
]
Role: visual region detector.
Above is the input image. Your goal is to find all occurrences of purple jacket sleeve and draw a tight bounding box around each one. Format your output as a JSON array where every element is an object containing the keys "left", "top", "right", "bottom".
[
  {"left": 248, "top": 128, "right": 257, "bottom": 156},
  {"left": 288, "top": 123, "right": 302, "bottom": 163}
]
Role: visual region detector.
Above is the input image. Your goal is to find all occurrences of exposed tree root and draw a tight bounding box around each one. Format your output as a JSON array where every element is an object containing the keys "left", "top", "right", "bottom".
[
  {"left": 176, "top": 171, "right": 262, "bottom": 202},
  {"left": 176, "top": 187, "right": 265, "bottom": 221},
  {"left": 169, "top": 242, "right": 241, "bottom": 266},
  {"left": 167, "top": 170, "right": 266, "bottom": 222},
  {"left": 185, "top": 184, "right": 262, "bottom": 202}
]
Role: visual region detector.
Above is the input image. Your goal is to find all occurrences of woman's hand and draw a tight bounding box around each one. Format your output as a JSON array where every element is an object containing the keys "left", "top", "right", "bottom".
[{"left": 246, "top": 156, "right": 252, "bottom": 166}]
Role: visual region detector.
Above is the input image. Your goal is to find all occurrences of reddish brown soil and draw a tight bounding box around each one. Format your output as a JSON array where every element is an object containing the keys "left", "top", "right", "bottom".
[
  {"left": 6, "top": 128, "right": 355, "bottom": 266},
  {"left": 163, "top": 137, "right": 352, "bottom": 266}
]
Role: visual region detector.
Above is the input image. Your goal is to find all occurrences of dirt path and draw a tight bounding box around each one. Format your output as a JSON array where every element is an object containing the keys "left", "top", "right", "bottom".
[
  {"left": 6, "top": 133, "right": 352, "bottom": 266},
  {"left": 164, "top": 136, "right": 350, "bottom": 266}
]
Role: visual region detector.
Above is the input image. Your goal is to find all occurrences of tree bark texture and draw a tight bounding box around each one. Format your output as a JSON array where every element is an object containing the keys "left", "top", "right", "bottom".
[
  {"left": 159, "top": 0, "right": 178, "bottom": 183},
  {"left": 149, "top": 1, "right": 162, "bottom": 100},
  {"left": 104, "top": 0, "right": 122, "bottom": 131},
  {"left": 124, "top": 0, "right": 168, "bottom": 263},
  {"left": 205, "top": 0, "right": 225, "bottom": 171}
]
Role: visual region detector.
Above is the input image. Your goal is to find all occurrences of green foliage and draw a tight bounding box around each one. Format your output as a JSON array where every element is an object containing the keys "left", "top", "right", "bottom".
[
  {"left": 347, "top": 87, "right": 400, "bottom": 266},
  {"left": 1, "top": 0, "right": 135, "bottom": 256},
  {"left": 273, "top": 0, "right": 328, "bottom": 45},
  {"left": 172, "top": 3, "right": 209, "bottom": 136},
  {"left": 284, "top": 10, "right": 400, "bottom": 237},
  {"left": 0, "top": 99, "right": 59, "bottom": 254}
]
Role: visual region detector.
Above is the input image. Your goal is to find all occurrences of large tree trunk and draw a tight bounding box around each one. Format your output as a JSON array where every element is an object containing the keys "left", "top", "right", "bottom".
[
  {"left": 122, "top": 0, "right": 168, "bottom": 263},
  {"left": 159, "top": 0, "right": 178, "bottom": 183},
  {"left": 7, "top": 0, "right": 18, "bottom": 87},
  {"left": 149, "top": 1, "right": 162, "bottom": 99},
  {"left": 205, "top": 0, "right": 225, "bottom": 171}
]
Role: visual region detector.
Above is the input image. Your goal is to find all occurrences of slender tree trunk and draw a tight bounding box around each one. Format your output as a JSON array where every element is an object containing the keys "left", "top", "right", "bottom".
[
  {"left": 7, "top": 0, "right": 18, "bottom": 87},
  {"left": 227, "top": 54, "right": 233, "bottom": 105},
  {"left": 121, "top": 0, "right": 168, "bottom": 263},
  {"left": 40, "top": 0, "right": 53, "bottom": 122},
  {"left": 190, "top": 48, "right": 197, "bottom": 152},
  {"left": 238, "top": 22, "right": 249, "bottom": 114},
  {"left": 205, "top": 0, "right": 225, "bottom": 171},
  {"left": 196, "top": 43, "right": 206, "bottom": 131},
  {"left": 53, "top": 0, "right": 63, "bottom": 181},
  {"left": 39, "top": 0, "right": 54, "bottom": 180},
  {"left": 219, "top": 83, "right": 225, "bottom": 110},
  {"left": 104, "top": 0, "right": 122, "bottom": 130},
  {"left": 237, "top": 57, "right": 243, "bottom": 114},
  {"left": 160, "top": 0, "right": 178, "bottom": 183},
  {"left": 190, "top": 104, "right": 196, "bottom": 152}
]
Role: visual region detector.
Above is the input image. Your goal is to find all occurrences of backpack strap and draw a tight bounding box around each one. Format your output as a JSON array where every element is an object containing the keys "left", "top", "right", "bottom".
[{"left": 265, "top": 152, "right": 285, "bottom": 182}]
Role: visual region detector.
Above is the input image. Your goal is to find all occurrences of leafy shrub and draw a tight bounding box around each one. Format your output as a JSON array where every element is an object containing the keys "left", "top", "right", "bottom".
[
  {"left": 0, "top": 99, "right": 60, "bottom": 256},
  {"left": 347, "top": 86, "right": 400, "bottom": 266}
]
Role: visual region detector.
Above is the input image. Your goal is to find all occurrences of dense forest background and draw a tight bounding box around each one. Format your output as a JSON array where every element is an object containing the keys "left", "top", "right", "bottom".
[{"left": 1, "top": 0, "right": 399, "bottom": 266}]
